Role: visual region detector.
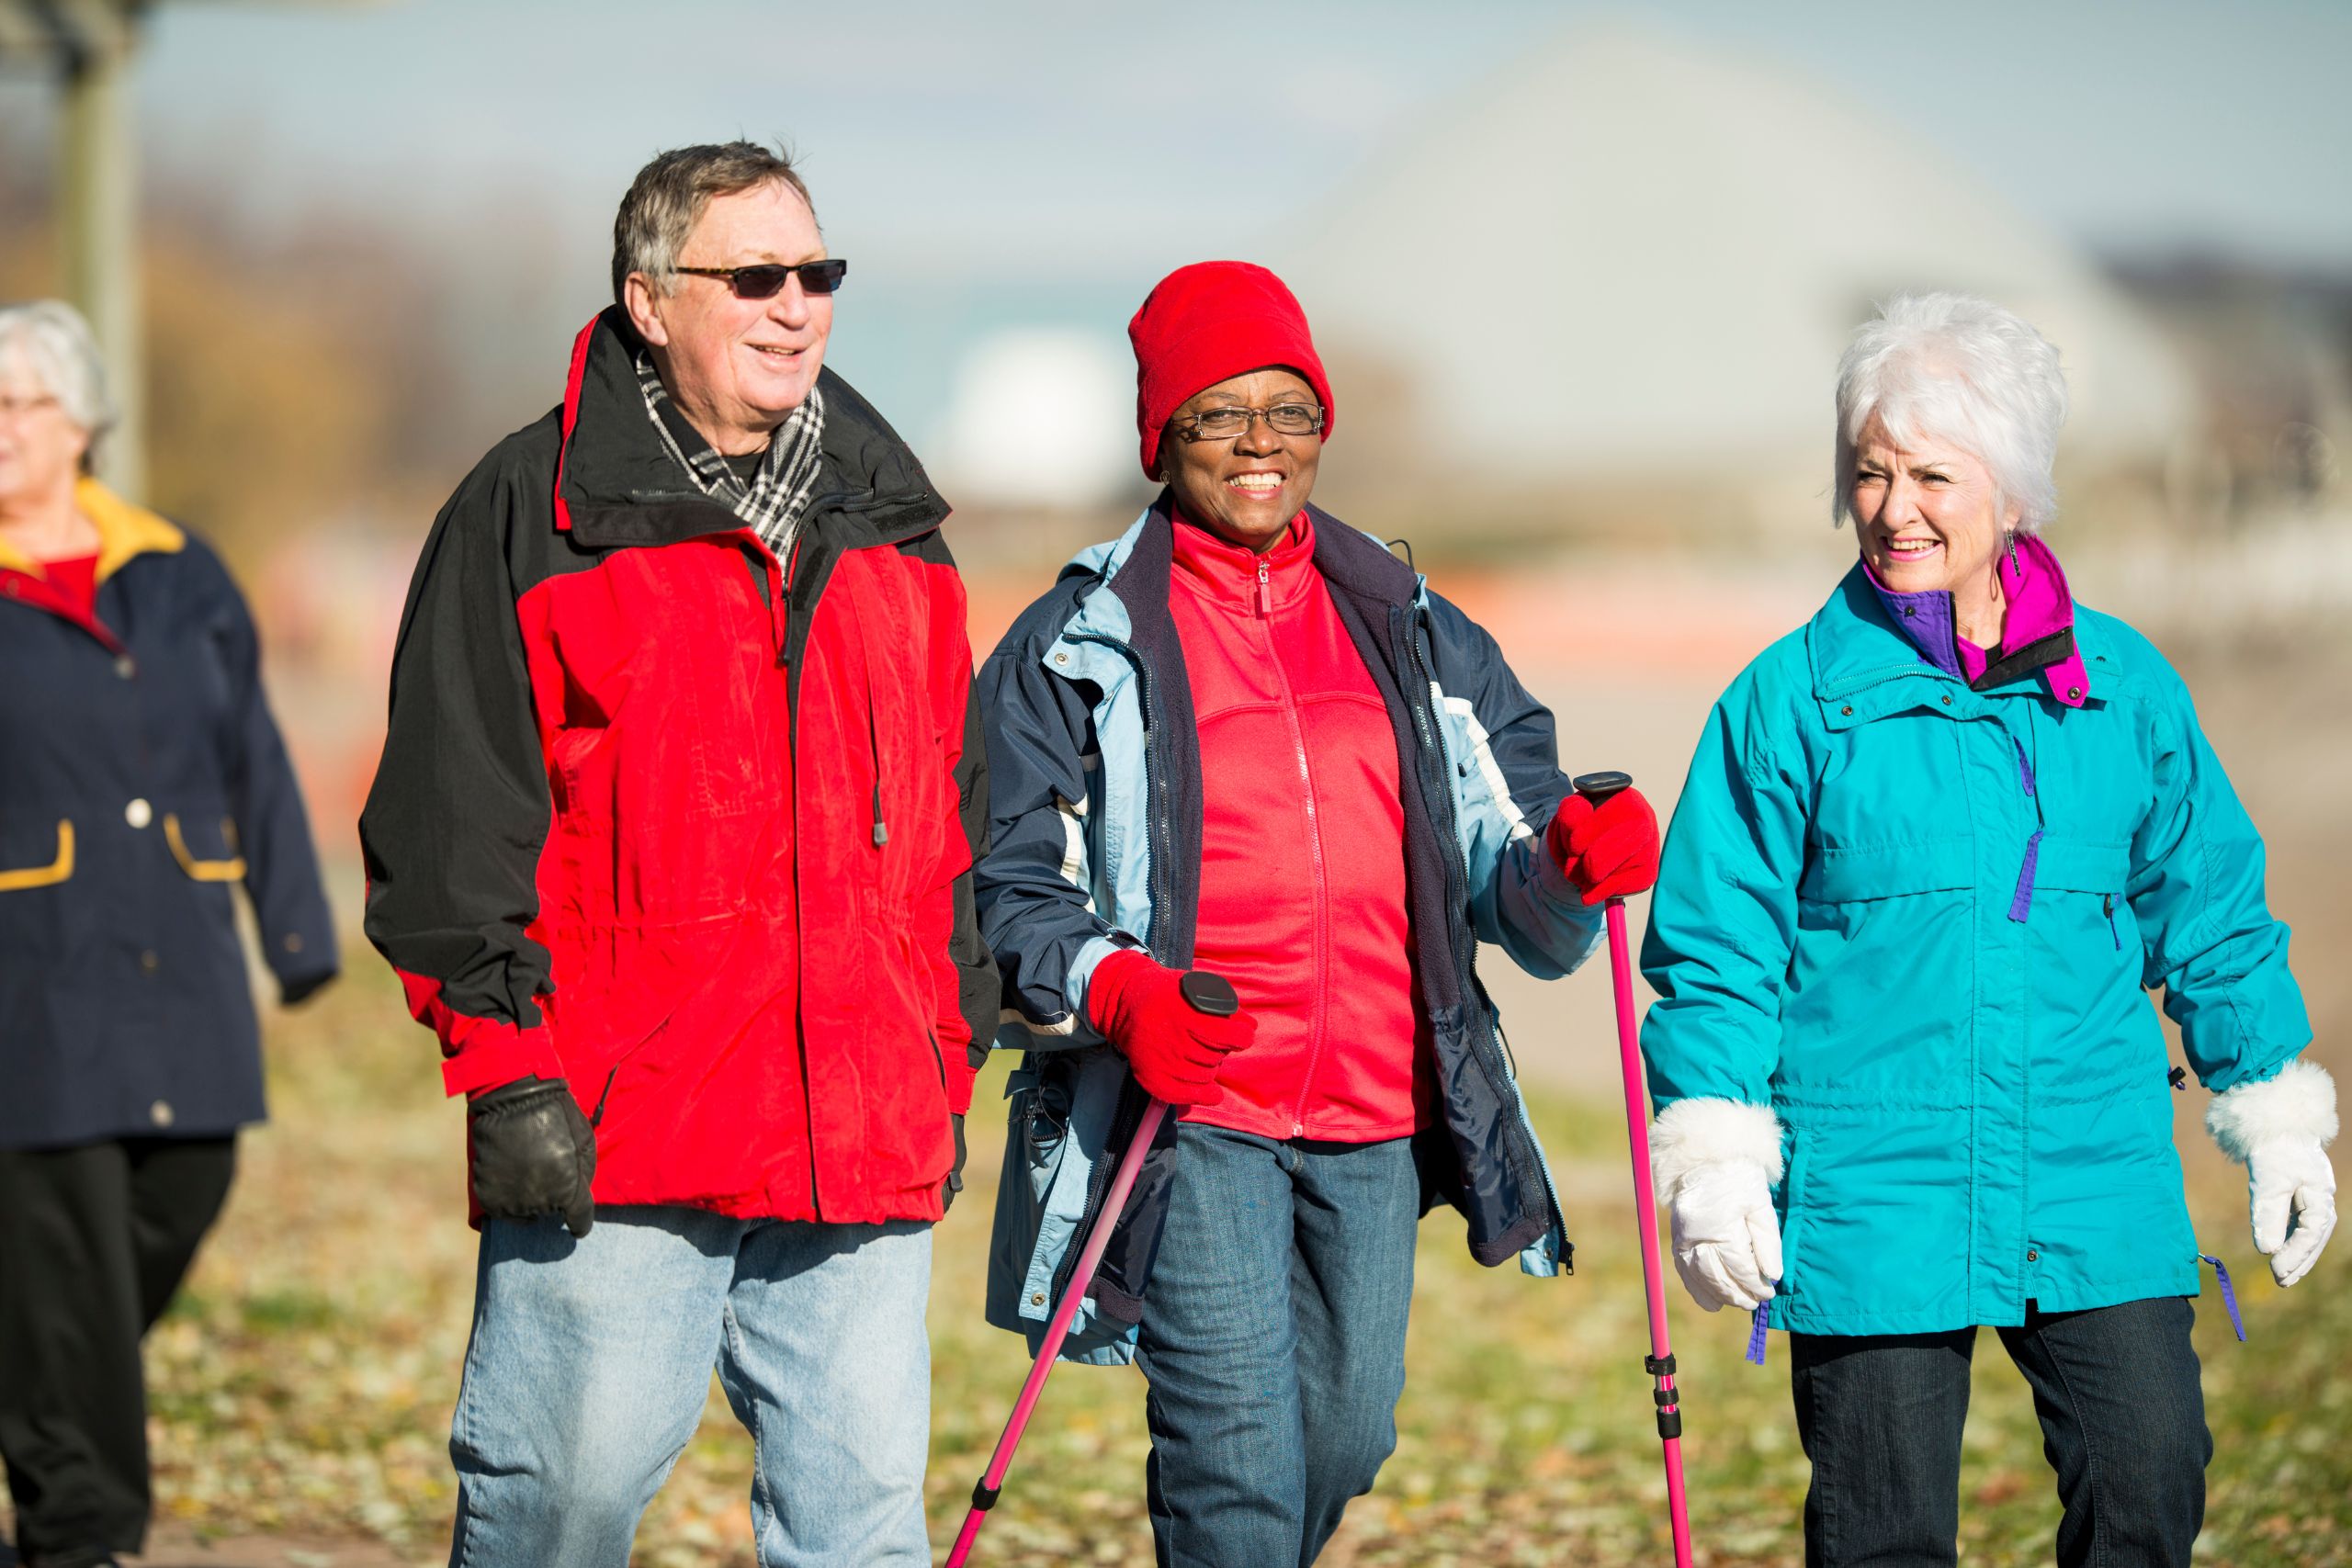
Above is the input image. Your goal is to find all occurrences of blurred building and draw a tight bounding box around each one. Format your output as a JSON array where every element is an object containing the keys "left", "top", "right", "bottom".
[
  {"left": 1279, "top": 24, "right": 2201, "bottom": 547},
  {"left": 2108, "top": 254, "right": 2352, "bottom": 525}
]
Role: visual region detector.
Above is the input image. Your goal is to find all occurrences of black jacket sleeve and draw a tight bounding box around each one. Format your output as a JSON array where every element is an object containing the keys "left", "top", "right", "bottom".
[{"left": 357, "top": 447, "right": 564, "bottom": 1096}]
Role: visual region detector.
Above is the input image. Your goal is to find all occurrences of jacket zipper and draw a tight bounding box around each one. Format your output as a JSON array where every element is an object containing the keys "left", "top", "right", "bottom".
[
  {"left": 1398, "top": 602, "right": 1562, "bottom": 1249},
  {"left": 2104, "top": 893, "right": 2120, "bottom": 951},
  {"left": 1258, "top": 557, "right": 1333, "bottom": 1138},
  {"left": 1047, "top": 627, "right": 1170, "bottom": 1307}
]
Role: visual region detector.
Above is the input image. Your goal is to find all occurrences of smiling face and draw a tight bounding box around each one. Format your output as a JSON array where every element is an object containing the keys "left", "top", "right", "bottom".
[
  {"left": 624, "top": 180, "right": 831, "bottom": 455},
  {"left": 0, "top": 347, "right": 88, "bottom": 515},
  {"left": 1849, "top": 415, "right": 2018, "bottom": 602},
  {"left": 1157, "top": 367, "right": 1322, "bottom": 552}
]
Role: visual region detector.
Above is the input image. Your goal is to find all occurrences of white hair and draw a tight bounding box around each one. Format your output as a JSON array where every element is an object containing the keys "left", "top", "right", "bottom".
[
  {"left": 1832, "top": 292, "right": 2069, "bottom": 534},
  {"left": 0, "top": 299, "right": 117, "bottom": 446}
]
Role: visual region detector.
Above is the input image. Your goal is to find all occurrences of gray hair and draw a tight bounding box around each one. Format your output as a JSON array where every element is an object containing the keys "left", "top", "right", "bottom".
[
  {"left": 611, "top": 141, "right": 817, "bottom": 307},
  {"left": 0, "top": 299, "right": 117, "bottom": 445},
  {"left": 1832, "top": 292, "right": 2069, "bottom": 534}
]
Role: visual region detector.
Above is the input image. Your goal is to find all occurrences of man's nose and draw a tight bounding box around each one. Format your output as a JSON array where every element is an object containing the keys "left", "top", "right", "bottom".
[{"left": 766, "top": 276, "right": 814, "bottom": 329}]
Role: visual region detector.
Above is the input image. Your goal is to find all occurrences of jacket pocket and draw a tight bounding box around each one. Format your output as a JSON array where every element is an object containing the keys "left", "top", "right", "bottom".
[
  {"left": 0, "top": 818, "right": 74, "bottom": 892},
  {"left": 163, "top": 813, "right": 246, "bottom": 882},
  {"left": 1799, "top": 838, "right": 1973, "bottom": 903},
  {"left": 2031, "top": 838, "right": 2131, "bottom": 895}
]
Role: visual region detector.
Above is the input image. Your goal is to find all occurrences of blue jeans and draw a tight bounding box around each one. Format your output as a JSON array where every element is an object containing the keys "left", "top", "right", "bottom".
[
  {"left": 1135, "top": 1124, "right": 1421, "bottom": 1568},
  {"left": 446, "top": 1208, "right": 932, "bottom": 1568},
  {"left": 1791, "top": 1295, "right": 2211, "bottom": 1567}
]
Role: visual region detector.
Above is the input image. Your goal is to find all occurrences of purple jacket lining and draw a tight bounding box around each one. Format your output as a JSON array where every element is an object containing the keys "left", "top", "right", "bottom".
[{"left": 1860, "top": 536, "right": 2090, "bottom": 708}]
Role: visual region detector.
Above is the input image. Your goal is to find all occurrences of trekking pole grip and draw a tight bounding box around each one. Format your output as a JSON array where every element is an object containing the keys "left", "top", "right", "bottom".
[
  {"left": 1571, "top": 770, "right": 1633, "bottom": 805},
  {"left": 1179, "top": 970, "right": 1238, "bottom": 1017}
]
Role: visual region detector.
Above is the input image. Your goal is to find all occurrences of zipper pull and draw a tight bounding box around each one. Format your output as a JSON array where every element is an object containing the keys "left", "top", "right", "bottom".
[
  {"left": 2104, "top": 892, "right": 2120, "bottom": 950},
  {"left": 1256, "top": 558, "right": 1272, "bottom": 616}
]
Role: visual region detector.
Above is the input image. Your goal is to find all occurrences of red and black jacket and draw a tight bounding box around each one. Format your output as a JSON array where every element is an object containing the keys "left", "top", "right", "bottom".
[{"left": 359, "top": 309, "right": 994, "bottom": 1224}]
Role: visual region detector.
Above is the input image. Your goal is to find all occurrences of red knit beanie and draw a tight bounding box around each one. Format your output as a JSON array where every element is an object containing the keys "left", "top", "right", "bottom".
[{"left": 1128, "top": 261, "right": 1336, "bottom": 479}]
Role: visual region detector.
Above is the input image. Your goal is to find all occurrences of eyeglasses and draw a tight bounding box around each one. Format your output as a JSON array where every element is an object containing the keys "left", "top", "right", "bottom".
[
  {"left": 673, "top": 259, "right": 849, "bottom": 299},
  {"left": 0, "top": 393, "right": 62, "bottom": 421},
  {"left": 1174, "top": 402, "right": 1326, "bottom": 442}
]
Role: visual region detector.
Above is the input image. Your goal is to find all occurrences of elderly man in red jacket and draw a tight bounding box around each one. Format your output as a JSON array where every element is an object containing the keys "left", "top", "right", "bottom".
[{"left": 359, "top": 141, "right": 992, "bottom": 1568}]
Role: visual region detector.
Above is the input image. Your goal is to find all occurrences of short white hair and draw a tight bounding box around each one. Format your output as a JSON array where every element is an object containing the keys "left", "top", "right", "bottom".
[
  {"left": 1832, "top": 292, "right": 2068, "bottom": 534},
  {"left": 0, "top": 299, "right": 117, "bottom": 444}
]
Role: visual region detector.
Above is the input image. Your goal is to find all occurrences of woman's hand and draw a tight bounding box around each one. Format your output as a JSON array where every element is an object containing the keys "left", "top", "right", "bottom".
[
  {"left": 1650, "top": 1096, "right": 1787, "bottom": 1312},
  {"left": 1669, "top": 1159, "right": 1784, "bottom": 1312},
  {"left": 1545, "top": 788, "right": 1661, "bottom": 905},
  {"left": 2207, "top": 1057, "right": 2339, "bottom": 1288},
  {"left": 2247, "top": 1140, "right": 2336, "bottom": 1287},
  {"left": 1086, "top": 949, "right": 1258, "bottom": 1107}
]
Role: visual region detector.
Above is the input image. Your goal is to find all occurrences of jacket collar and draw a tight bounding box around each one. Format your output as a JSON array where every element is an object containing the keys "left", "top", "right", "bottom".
[
  {"left": 1059, "top": 494, "right": 1422, "bottom": 660},
  {"left": 1170, "top": 507, "right": 1317, "bottom": 612},
  {"left": 1821, "top": 561, "right": 2097, "bottom": 714},
  {"left": 0, "top": 479, "right": 184, "bottom": 581},
  {"left": 1860, "top": 535, "right": 2090, "bottom": 708},
  {"left": 549, "top": 307, "right": 948, "bottom": 554}
]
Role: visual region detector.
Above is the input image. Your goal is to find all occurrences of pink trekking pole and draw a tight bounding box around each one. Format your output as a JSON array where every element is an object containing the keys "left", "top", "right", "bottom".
[
  {"left": 944, "top": 969, "right": 1238, "bottom": 1567},
  {"left": 1572, "top": 772, "right": 1694, "bottom": 1568}
]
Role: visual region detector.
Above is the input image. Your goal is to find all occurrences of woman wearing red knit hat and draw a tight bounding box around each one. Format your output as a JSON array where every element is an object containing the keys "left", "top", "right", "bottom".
[{"left": 974, "top": 260, "right": 1659, "bottom": 1565}]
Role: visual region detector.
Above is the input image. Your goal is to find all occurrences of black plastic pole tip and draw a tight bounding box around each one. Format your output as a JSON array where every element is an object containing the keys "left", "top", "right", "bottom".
[
  {"left": 1571, "top": 770, "right": 1633, "bottom": 803},
  {"left": 1179, "top": 971, "right": 1239, "bottom": 1017}
]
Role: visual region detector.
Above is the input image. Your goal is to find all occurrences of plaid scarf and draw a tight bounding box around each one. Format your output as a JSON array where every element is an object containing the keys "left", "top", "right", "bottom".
[{"left": 636, "top": 350, "right": 827, "bottom": 562}]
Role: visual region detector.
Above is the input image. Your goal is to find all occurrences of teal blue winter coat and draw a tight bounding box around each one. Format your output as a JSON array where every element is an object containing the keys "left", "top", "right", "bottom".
[{"left": 1640, "top": 562, "right": 2310, "bottom": 1336}]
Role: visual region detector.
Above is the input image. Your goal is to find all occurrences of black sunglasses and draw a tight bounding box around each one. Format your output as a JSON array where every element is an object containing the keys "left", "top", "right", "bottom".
[{"left": 673, "top": 259, "right": 849, "bottom": 299}]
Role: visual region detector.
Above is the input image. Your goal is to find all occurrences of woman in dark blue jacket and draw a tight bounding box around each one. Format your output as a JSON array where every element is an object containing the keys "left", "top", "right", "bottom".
[{"left": 0, "top": 300, "right": 337, "bottom": 1568}]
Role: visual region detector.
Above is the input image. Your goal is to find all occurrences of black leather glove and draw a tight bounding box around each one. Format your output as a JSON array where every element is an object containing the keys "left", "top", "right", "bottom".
[
  {"left": 468, "top": 1076, "right": 597, "bottom": 1238},
  {"left": 942, "top": 1112, "right": 967, "bottom": 1214}
]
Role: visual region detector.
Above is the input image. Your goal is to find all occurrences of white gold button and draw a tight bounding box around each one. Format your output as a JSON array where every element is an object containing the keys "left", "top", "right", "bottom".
[
  {"left": 125, "top": 798, "right": 153, "bottom": 829},
  {"left": 150, "top": 1100, "right": 175, "bottom": 1128}
]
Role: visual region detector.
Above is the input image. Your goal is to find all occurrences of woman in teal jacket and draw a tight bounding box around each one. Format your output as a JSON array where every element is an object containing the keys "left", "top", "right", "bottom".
[{"left": 1640, "top": 293, "right": 2335, "bottom": 1568}]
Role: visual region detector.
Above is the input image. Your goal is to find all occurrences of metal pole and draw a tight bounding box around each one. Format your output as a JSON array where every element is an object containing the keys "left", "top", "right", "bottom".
[{"left": 56, "top": 0, "right": 142, "bottom": 500}]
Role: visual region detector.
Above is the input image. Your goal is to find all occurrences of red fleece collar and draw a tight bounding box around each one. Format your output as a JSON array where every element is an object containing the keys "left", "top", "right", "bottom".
[{"left": 1170, "top": 509, "right": 1317, "bottom": 613}]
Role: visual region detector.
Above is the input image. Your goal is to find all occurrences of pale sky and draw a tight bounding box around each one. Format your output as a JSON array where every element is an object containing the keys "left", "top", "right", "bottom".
[{"left": 3, "top": 0, "right": 2347, "bottom": 463}]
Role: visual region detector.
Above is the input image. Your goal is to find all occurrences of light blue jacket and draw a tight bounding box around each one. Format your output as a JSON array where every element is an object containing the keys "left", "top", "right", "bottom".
[{"left": 1641, "top": 565, "right": 2310, "bottom": 1335}]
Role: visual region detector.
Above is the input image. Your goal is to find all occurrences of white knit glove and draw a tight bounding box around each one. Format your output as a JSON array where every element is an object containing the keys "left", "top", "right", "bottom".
[
  {"left": 2208, "top": 1057, "right": 2339, "bottom": 1289},
  {"left": 1651, "top": 1098, "right": 1786, "bottom": 1314}
]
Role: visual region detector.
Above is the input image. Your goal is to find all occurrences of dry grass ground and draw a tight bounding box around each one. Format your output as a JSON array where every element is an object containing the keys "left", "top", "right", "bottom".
[{"left": 15, "top": 623, "right": 2346, "bottom": 1568}]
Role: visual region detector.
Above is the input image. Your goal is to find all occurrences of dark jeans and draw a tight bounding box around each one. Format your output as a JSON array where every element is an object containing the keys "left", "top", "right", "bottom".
[
  {"left": 0, "top": 1136, "right": 236, "bottom": 1562},
  {"left": 1136, "top": 1123, "right": 1420, "bottom": 1568},
  {"left": 1791, "top": 1296, "right": 2211, "bottom": 1568}
]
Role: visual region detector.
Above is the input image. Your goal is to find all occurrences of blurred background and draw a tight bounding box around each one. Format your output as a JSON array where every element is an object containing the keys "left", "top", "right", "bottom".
[{"left": 4, "top": 2, "right": 2347, "bottom": 1563}]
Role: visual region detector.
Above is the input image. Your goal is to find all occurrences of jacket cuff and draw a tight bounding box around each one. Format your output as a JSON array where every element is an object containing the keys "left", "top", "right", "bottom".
[
  {"left": 439, "top": 1024, "right": 566, "bottom": 1099},
  {"left": 1651, "top": 1096, "right": 1784, "bottom": 1200},
  {"left": 2207, "top": 1057, "right": 2338, "bottom": 1164},
  {"left": 1070, "top": 932, "right": 1145, "bottom": 1035}
]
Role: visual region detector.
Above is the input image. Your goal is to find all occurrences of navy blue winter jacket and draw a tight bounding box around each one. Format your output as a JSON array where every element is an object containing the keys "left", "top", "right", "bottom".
[
  {"left": 0, "top": 480, "right": 336, "bottom": 1149},
  {"left": 977, "top": 501, "right": 1601, "bottom": 1362}
]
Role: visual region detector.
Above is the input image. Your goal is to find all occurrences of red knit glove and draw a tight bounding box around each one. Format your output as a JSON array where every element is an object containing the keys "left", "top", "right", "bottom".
[
  {"left": 1086, "top": 950, "right": 1257, "bottom": 1107},
  {"left": 1545, "top": 788, "right": 1661, "bottom": 905}
]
